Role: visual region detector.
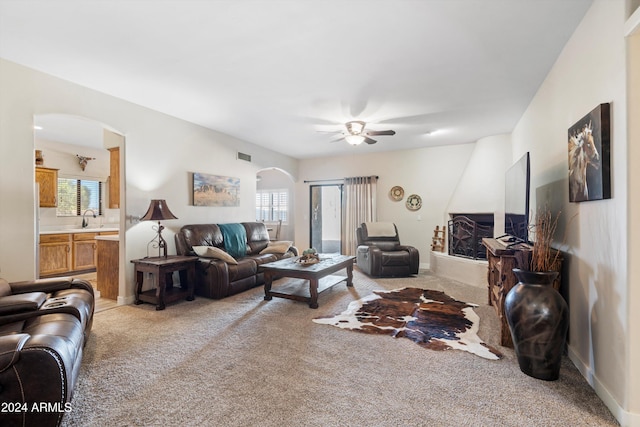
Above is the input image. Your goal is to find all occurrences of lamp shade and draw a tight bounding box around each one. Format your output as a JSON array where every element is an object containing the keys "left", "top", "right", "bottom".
[{"left": 141, "top": 199, "right": 178, "bottom": 221}]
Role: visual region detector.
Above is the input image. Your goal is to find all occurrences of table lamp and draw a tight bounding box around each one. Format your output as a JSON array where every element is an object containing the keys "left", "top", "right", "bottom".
[{"left": 141, "top": 199, "right": 178, "bottom": 257}]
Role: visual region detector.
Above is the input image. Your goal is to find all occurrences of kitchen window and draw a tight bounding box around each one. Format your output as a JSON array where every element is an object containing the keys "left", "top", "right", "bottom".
[{"left": 56, "top": 178, "right": 103, "bottom": 217}]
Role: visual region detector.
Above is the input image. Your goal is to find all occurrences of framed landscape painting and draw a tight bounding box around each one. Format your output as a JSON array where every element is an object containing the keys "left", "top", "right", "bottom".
[
  {"left": 567, "top": 103, "right": 611, "bottom": 203},
  {"left": 193, "top": 173, "right": 240, "bottom": 207}
]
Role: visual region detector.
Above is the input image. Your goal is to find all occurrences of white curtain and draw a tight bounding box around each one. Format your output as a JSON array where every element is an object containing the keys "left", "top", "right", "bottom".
[{"left": 342, "top": 176, "right": 377, "bottom": 255}]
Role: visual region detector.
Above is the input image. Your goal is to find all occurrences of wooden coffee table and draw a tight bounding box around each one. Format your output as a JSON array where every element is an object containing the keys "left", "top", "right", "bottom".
[{"left": 261, "top": 254, "right": 355, "bottom": 308}]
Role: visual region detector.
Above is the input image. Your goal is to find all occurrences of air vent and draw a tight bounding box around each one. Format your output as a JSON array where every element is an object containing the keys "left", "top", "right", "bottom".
[{"left": 237, "top": 152, "right": 252, "bottom": 162}]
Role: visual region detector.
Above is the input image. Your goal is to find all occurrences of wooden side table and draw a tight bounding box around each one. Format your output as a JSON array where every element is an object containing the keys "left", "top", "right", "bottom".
[{"left": 131, "top": 255, "right": 199, "bottom": 310}]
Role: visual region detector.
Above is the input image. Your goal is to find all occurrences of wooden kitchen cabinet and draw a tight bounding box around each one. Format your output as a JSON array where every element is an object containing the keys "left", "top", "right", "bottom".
[
  {"left": 72, "top": 233, "right": 98, "bottom": 271},
  {"left": 97, "top": 236, "right": 119, "bottom": 300},
  {"left": 108, "top": 147, "right": 120, "bottom": 209},
  {"left": 40, "top": 230, "right": 119, "bottom": 276},
  {"left": 39, "top": 234, "right": 72, "bottom": 276},
  {"left": 35, "top": 166, "right": 59, "bottom": 207}
]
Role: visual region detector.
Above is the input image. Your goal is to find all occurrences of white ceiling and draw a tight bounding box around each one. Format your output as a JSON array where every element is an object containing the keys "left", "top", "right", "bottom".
[
  {"left": 0, "top": 0, "right": 593, "bottom": 159},
  {"left": 34, "top": 114, "right": 107, "bottom": 149}
]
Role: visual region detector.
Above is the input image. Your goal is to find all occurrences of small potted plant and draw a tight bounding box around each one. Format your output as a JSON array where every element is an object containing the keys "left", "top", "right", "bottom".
[{"left": 297, "top": 248, "right": 320, "bottom": 265}]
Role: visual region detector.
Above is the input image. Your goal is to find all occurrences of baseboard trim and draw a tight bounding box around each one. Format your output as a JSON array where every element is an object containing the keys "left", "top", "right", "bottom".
[
  {"left": 568, "top": 345, "right": 640, "bottom": 426},
  {"left": 118, "top": 294, "right": 136, "bottom": 305}
]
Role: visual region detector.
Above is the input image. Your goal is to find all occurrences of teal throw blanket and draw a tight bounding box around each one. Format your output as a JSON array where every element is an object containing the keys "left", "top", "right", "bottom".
[{"left": 219, "top": 223, "right": 247, "bottom": 259}]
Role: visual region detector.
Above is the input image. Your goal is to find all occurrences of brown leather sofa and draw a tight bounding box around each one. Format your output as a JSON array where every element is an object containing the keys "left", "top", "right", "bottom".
[
  {"left": 0, "top": 276, "right": 94, "bottom": 427},
  {"left": 175, "top": 222, "right": 297, "bottom": 299},
  {"left": 356, "top": 222, "right": 420, "bottom": 277}
]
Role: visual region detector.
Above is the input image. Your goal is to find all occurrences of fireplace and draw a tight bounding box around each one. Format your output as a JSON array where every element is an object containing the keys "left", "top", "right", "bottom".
[{"left": 448, "top": 213, "right": 494, "bottom": 260}]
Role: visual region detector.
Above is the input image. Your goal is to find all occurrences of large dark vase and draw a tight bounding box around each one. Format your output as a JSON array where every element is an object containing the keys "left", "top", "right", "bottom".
[{"left": 504, "top": 268, "right": 569, "bottom": 381}]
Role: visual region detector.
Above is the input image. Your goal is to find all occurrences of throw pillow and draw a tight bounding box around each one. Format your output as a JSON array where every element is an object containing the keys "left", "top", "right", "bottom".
[
  {"left": 192, "top": 246, "right": 238, "bottom": 264},
  {"left": 260, "top": 240, "right": 293, "bottom": 255}
]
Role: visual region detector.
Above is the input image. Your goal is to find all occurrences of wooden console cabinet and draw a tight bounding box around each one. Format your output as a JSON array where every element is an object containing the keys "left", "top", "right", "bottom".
[
  {"left": 482, "top": 238, "right": 562, "bottom": 348},
  {"left": 482, "top": 238, "right": 531, "bottom": 348}
]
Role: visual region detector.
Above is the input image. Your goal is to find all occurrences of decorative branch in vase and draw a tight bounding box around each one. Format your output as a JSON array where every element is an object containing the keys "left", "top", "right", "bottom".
[{"left": 529, "top": 207, "right": 563, "bottom": 273}]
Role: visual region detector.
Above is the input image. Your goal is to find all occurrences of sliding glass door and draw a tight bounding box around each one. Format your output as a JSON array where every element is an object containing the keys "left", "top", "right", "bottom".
[{"left": 309, "top": 184, "right": 343, "bottom": 254}]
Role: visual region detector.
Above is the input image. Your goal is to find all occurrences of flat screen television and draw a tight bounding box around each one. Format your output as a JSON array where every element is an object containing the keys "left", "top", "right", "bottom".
[{"left": 504, "top": 152, "right": 530, "bottom": 243}]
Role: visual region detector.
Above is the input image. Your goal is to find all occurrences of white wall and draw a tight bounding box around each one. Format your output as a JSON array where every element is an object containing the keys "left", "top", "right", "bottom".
[
  {"left": 445, "top": 134, "right": 512, "bottom": 237},
  {"left": 296, "top": 144, "right": 477, "bottom": 267},
  {"left": 511, "top": 0, "right": 637, "bottom": 423},
  {"left": 625, "top": 1, "right": 640, "bottom": 419},
  {"left": 0, "top": 59, "right": 298, "bottom": 302},
  {"left": 36, "top": 139, "right": 110, "bottom": 181}
]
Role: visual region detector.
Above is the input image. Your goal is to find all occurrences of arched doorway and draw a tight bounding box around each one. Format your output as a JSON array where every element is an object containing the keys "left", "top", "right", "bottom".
[
  {"left": 256, "top": 167, "right": 295, "bottom": 241},
  {"left": 34, "top": 114, "right": 125, "bottom": 309}
]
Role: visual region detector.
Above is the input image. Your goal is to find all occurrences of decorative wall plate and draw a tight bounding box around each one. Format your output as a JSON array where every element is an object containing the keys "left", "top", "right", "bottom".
[
  {"left": 390, "top": 186, "right": 404, "bottom": 201},
  {"left": 406, "top": 194, "right": 422, "bottom": 211}
]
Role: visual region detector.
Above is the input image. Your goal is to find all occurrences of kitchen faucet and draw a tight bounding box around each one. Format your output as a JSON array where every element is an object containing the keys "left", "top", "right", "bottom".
[{"left": 81, "top": 209, "right": 97, "bottom": 228}]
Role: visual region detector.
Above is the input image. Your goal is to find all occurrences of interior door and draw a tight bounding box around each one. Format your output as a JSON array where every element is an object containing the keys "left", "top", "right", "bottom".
[{"left": 309, "top": 184, "right": 342, "bottom": 253}]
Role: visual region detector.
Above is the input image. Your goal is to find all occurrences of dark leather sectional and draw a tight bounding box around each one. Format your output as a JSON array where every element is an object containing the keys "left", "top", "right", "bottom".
[
  {"left": 0, "top": 276, "right": 94, "bottom": 427},
  {"left": 175, "top": 222, "right": 297, "bottom": 299}
]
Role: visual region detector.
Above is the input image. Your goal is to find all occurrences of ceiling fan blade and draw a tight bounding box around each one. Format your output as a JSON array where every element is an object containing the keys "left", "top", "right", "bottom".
[
  {"left": 366, "top": 129, "right": 396, "bottom": 136},
  {"left": 329, "top": 135, "right": 345, "bottom": 143},
  {"left": 363, "top": 136, "right": 377, "bottom": 144}
]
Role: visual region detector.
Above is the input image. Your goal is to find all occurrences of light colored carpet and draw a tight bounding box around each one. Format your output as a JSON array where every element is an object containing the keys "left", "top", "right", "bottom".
[{"left": 61, "top": 270, "right": 618, "bottom": 426}]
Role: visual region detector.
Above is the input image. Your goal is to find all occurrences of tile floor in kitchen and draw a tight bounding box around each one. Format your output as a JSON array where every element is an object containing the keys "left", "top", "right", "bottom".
[{"left": 73, "top": 272, "right": 118, "bottom": 313}]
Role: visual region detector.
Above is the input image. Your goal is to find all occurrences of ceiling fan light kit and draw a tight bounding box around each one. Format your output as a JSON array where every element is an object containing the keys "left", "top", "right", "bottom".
[
  {"left": 338, "top": 120, "right": 396, "bottom": 146},
  {"left": 345, "top": 134, "right": 365, "bottom": 145},
  {"left": 345, "top": 120, "right": 366, "bottom": 135}
]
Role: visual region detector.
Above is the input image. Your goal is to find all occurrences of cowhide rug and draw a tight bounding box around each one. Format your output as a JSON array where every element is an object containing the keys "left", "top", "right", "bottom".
[{"left": 313, "top": 287, "right": 503, "bottom": 360}]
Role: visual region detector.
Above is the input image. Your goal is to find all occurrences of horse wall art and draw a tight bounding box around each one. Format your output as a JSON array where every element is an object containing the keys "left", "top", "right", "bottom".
[{"left": 567, "top": 103, "right": 611, "bottom": 203}]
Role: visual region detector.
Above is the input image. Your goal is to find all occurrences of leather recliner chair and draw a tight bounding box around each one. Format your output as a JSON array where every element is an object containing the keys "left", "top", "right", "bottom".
[
  {"left": 356, "top": 222, "right": 419, "bottom": 277},
  {"left": 0, "top": 276, "right": 94, "bottom": 427}
]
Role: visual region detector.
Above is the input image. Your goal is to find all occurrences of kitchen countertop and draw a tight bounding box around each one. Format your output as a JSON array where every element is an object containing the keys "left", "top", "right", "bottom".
[
  {"left": 95, "top": 235, "right": 119, "bottom": 241},
  {"left": 40, "top": 227, "right": 119, "bottom": 235}
]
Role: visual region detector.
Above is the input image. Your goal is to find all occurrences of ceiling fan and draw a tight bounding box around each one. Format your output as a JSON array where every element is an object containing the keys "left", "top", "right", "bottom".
[{"left": 335, "top": 121, "right": 396, "bottom": 145}]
